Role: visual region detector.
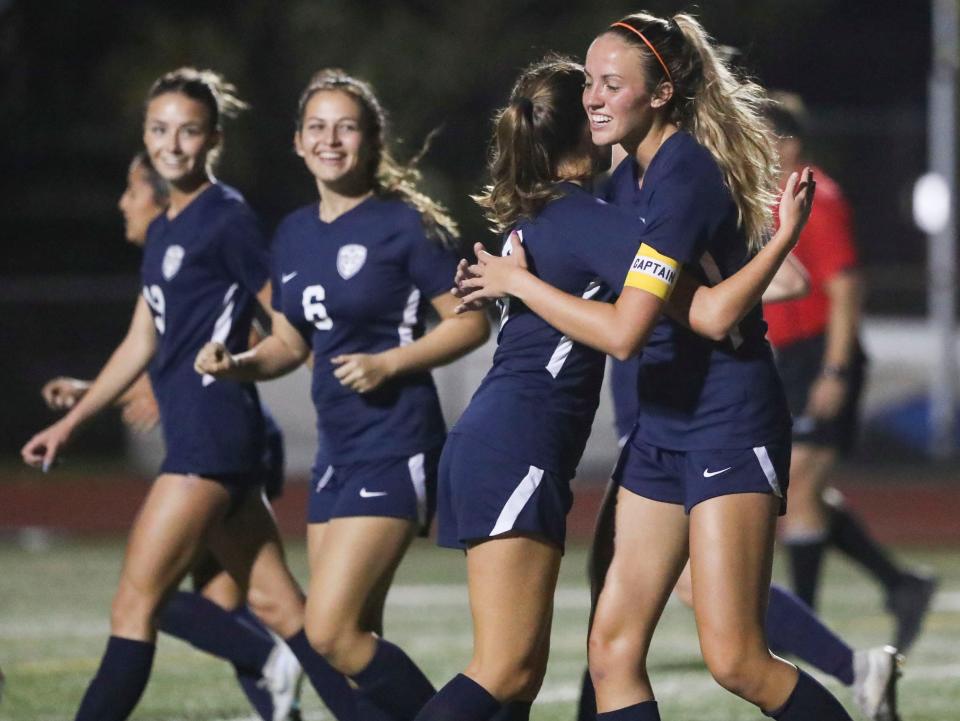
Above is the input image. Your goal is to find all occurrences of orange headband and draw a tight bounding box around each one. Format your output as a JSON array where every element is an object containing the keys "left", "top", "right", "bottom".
[{"left": 610, "top": 22, "right": 673, "bottom": 84}]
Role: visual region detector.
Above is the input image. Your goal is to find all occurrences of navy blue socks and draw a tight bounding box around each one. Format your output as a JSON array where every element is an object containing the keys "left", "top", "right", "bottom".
[
  {"left": 413, "top": 673, "right": 500, "bottom": 721},
  {"left": 596, "top": 700, "right": 660, "bottom": 720},
  {"left": 352, "top": 638, "right": 436, "bottom": 720},
  {"left": 74, "top": 636, "right": 155, "bottom": 721},
  {"left": 766, "top": 584, "right": 855, "bottom": 685},
  {"left": 765, "top": 668, "right": 853, "bottom": 720},
  {"left": 829, "top": 506, "right": 903, "bottom": 592},
  {"left": 785, "top": 536, "right": 827, "bottom": 608},
  {"left": 157, "top": 590, "right": 273, "bottom": 674},
  {"left": 285, "top": 629, "right": 359, "bottom": 721},
  {"left": 490, "top": 701, "right": 533, "bottom": 720}
]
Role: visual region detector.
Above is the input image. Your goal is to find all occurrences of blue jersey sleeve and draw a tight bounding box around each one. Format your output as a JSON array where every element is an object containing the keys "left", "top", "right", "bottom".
[
  {"left": 404, "top": 225, "right": 459, "bottom": 301},
  {"left": 218, "top": 209, "right": 271, "bottom": 294},
  {"left": 639, "top": 161, "right": 729, "bottom": 265}
]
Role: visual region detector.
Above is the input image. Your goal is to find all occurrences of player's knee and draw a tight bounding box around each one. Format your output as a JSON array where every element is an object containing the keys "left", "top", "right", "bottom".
[
  {"left": 465, "top": 656, "right": 544, "bottom": 701},
  {"left": 701, "top": 643, "right": 767, "bottom": 701},
  {"left": 304, "top": 617, "right": 358, "bottom": 667},
  {"left": 588, "top": 623, "right": 646, "bottom": 682},
  {"left": 110, "top": 581, "right": 157, "bottom": 632}
]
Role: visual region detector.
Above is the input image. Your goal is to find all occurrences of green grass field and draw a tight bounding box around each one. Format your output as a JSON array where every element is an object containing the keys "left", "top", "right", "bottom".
[{"left": 1, "top": 537, "right": 957, "bottom": 720}]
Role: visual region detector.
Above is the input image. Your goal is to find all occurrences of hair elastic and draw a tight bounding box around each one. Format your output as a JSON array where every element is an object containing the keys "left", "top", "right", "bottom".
[{"left": 610, "top": 22, "right": 673, "bottom": 83}]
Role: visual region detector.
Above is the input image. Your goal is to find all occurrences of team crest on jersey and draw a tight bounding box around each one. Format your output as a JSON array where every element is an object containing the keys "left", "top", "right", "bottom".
[
  {"left": 162, "top": 245, "right": 185, "bottom": 280},
  {"left": 337, "top": 244, "right": 367, "bottom": 280}
]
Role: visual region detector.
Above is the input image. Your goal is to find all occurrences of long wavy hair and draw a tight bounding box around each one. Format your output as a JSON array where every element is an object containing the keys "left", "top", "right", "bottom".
[
  {"left": 296, "top": 69, "right": 458, "bottom": 245},
  {"left": 606, "top": 12, "right": 780, "bottom": 253},
  {"left": 473, "top": 55, "right": 589, "bottom": 235},
  {"left": 146, "top": 67, "right": 248, "bottom": 174}
]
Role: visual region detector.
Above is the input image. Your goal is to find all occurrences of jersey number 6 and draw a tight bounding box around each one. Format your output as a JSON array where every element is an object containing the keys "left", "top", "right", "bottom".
[{"left": 302, "top": 285, "right": 333, "bottom": 331}]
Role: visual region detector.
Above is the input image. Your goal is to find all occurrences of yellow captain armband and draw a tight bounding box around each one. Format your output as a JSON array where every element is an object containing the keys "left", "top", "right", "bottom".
[{"left": 624, "top": 243, "right": 680, "bottom": 299}]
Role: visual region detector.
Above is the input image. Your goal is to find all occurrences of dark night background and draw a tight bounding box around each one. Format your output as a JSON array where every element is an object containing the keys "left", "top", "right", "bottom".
[{"left": 0, "top": 0, "right": 936, "bottom": 453}]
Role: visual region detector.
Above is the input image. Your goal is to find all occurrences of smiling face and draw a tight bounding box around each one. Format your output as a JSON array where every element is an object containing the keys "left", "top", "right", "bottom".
[
  {"left": 142, "top": 92, "right": 218, "bottom": 188},
  {"left": 582, "top": 33, "right": 662, "bottom": 149},
  {"left": 294, "top": 89, "right": 373, "bottom": 192},
  {"left": 117, "top": 161, "right": 165, "bottom": 246}
]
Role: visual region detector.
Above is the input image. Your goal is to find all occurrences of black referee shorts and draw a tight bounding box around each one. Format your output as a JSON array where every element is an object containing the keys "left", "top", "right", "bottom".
[{"left": 774, "top": 333, "right": 867, "bottom": 455}]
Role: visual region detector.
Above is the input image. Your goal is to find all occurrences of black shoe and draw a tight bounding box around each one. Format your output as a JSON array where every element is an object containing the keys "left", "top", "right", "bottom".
[{"left": 886, "top": 571, "right": 938, "bottom": 653}]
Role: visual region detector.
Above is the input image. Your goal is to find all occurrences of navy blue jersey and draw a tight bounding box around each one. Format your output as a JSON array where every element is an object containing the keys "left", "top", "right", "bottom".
[
  {"left": 606, "top": 131, "right": 790, "bottom": 450},
  {"left": 271, "top": 196, "right": 456, "bottom": 466},
  {"left": 141, "top": 183, "right": 268, "bottom": 475},
  {"left": 453, "top": 183, "right": 642, "bottom": 477}
]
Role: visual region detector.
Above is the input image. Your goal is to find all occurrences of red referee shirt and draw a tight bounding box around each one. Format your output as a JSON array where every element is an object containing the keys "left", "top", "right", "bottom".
[{"left": 764, "top": 166, "right": 858, "bottom": 349}]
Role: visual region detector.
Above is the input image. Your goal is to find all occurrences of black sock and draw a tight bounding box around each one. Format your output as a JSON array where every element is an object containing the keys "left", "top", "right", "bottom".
[
  {"left": 285, "top": 629, "right": 358, "bottom": 721},
  {"left": 577, "top": 667, "right": 597, "bottom": 721},
  {"left": 764, "top": 668, "right": 852, "bottom": 720},
  {"left": 829, "top": 506, "right": 904, "bottom": 592},
  {"left": 74, "top": 636, "right": 155, "bottom": 721},
  {"left": 352, "top": 638, "right": 436, "bottom": 720},
  {"left": 766, "top": 584, "right": 855, "bottom": 685},
  {"left": 596, "top": 700, "right": 660, "bottom": 720},
  {"left": 234, "top": 665, "right": 274, "bottom": 721},
  {"left": 157, "top": 591, "right": 273, "bottom": 674},
  {"left": 413, "top": 673, "right": 500, "bottom": 721},
  {"left": 784, "top": 535, "right": 827, "bottom": 608},
  {"left": 491, "top": 701, "right": 532, "bottom": 721}
]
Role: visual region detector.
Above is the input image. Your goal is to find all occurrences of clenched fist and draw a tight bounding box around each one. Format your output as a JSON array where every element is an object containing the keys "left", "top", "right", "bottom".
[{"left": 194, "top": 341, "right": 237, "bottom": 377}]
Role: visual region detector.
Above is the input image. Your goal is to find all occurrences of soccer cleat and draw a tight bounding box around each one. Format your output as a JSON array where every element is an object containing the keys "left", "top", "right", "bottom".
[
  {"left": 260, "top": 642, "right": 304, "bottom": 721},
  {"left": 852, "top": 646, "right": 902, "bottom": 721},
  {"left": 886, "top": 571, "right": 938, "bottom": 654}
]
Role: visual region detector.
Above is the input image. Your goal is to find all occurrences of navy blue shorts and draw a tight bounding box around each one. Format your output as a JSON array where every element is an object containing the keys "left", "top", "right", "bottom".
[
  {"left": 613, "top": 434, "right": 791, "bottom": 515},
  {"left": 437, "top": 433, "right": 574, "bottom": 551},
  {"left": 307, "top": 447, "right": 440, "bottom": 534}
]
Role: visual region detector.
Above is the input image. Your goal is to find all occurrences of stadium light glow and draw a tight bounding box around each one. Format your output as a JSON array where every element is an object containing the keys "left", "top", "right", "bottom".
[{"left": 913, "top": 172, "right": 951, "bottom": 234}]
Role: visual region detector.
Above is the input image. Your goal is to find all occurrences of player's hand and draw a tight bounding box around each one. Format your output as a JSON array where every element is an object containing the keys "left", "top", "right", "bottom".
[
  {"left": 120, "top": 389, "right": 160, "bottom": 433},
  {"left": 21, "top": 419, "right": 74, "bottom": 472},
  {"left": 41, "top": 377, "right": 90, "bottom": 411},
  {"left": 194, "top": 341, "right": 237, "bottom": 377},
  {"left": 778, "top": 167, "right": 816, "bottom": 247},
  {"left": 332, "top": 352, "right": 397, "bottom": 394},
  {"left": 806, "top": 374, "right": 846, "bottom": 420},
  {"left": 456, "top": 237, "right": 528, "bottom": 311},
  {"left": 451, "top": 259, "right": 491, "bottom": 314}
]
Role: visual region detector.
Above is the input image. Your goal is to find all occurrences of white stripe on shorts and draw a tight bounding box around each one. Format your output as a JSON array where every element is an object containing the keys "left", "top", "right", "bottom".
[
  {"left": 490, "top": 465, "right": 545, "bottom": 537},
  {"left": 315, "top": 465, "right": 334, "bottom": 492},
  {"left": 752, "top": 446, "right": 782, "bottom": 497},
  {"left": 408, "top": 452, "right": 427, "bottom": 526}
]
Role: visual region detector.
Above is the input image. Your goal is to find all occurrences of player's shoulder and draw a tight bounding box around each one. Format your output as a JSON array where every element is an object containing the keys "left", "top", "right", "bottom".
[
  {"left": 368, "top": 195, "right": 426, "bottom": 232},
  {"left": 656, "top": 132, "right": 725, "bottom": 188}
]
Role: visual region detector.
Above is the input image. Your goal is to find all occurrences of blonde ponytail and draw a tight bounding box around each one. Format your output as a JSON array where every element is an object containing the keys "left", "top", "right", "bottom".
[{"left": 671, "top": 15, "right": 779, "bottom": 253}]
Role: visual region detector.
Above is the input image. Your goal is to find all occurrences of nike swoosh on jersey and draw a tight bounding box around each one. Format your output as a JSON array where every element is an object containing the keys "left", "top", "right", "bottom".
[
  {"left": 359, "top": 488, "right": 388, "bottom": 498},
  {"left": 281, "top": 271, "right": 298, "bottom": 283},
  {"left": 703, "top": 466, "right": 733, "bottom": 478}
]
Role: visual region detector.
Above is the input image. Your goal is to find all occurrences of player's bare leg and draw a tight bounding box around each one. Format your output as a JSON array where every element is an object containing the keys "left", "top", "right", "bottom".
[{"left": 588, "top": 490, "right": 689, "bottom": 712}]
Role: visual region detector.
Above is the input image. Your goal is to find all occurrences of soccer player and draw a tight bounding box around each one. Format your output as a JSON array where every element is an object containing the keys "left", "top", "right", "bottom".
[
  {"left": 458, "top": 12, "right": 855, "bottom": 721},
  {"left": 420, "top": 47, "right": 812, "bottom": 718},
  {"left": 195, "top": 69, "right": 490, "bottom": 721},
  {"left": 764, "top": 91, "right": 937, "bottom": 653},
  {"left": 21, "top": 68, "right": 353, "bottom": 721},
  {"left": 39, "top": 151, "right": 303, "bottom": 721}
]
